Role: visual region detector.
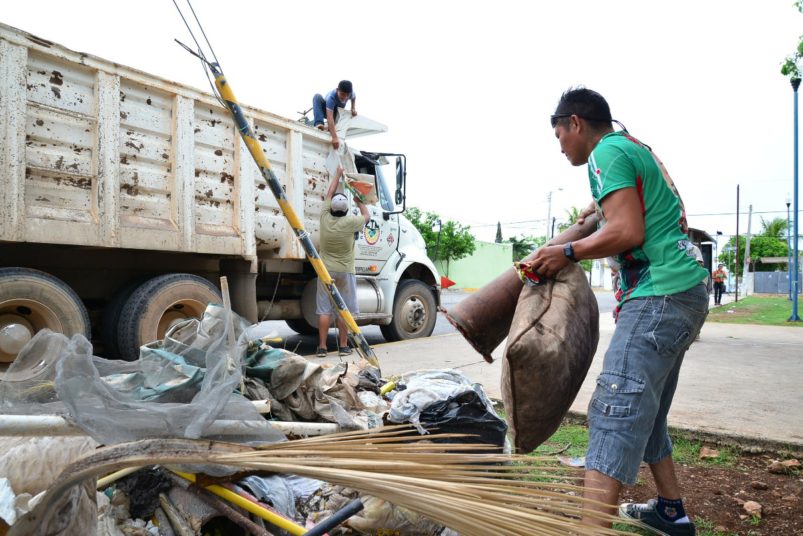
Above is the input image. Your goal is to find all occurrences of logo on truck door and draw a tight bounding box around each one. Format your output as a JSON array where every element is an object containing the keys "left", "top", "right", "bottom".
[{"left": 363, "top": 219, "right": 381, "bottom": 245}]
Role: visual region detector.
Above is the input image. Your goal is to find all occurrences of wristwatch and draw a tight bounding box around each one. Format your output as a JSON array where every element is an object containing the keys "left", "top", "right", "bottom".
[{"left": 563, "top": 242, "right": 578, "bottom": 262}]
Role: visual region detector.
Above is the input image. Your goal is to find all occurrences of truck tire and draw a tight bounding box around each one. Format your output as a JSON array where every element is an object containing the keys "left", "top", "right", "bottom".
[
  {"left": 285, "top": 318, "right": 318, "bottom": 336},
  {"left": 116, "top": 274, "right": 221, "bottom": 361},
  {"left": 0, "top": 267, "right": 90, "bottom": 363},
  {"left": 380, "top": 280, "right": 437, "bottom": 342},
  {"left": 100, "top": 279, "right": 145, "bottom": 359}
]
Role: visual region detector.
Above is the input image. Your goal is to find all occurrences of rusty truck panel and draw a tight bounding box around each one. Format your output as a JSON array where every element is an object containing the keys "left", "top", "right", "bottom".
[{"left": 0, "top": 22, "right": 334, "bottom": 261}]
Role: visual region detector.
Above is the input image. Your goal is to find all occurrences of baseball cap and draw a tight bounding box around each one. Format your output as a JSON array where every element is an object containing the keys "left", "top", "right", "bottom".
[{"left": 331, "top": 193, "right": 348, "bottom": 213}]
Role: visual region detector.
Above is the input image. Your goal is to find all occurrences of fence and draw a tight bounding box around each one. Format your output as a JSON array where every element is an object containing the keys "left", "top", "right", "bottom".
[{"left": 753, "top": 272, "right": 802, "bottom": 294}]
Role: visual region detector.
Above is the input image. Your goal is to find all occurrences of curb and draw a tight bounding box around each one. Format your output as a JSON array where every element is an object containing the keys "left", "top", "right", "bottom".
[{"left": 563, "top": 411, "right": 803, "bottom": 456}]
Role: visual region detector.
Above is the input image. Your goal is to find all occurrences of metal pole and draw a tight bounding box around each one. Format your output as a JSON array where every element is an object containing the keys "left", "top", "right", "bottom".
[
  {"left": 545, "top": 191, "right": 552, "bottom": 240},
  {"left": 788, "top": 200, "right": 793, "bottom": 300},
  {"left": 743, "top": 205, "right": 753, "bottom": 297},
  {"left": 790, "top": 78, "right": 801, "bottom": 321},
  {"left": 735, "top": 185, "right": 740, "bottom": 302}
]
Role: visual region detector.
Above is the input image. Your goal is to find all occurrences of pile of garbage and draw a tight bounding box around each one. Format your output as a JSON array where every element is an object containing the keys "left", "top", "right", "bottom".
[{"left": 0, "top": 304, "right": 506, "bottom": 535}]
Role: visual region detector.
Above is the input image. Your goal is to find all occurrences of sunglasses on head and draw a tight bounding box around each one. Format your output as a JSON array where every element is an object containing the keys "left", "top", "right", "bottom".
[{"left": 550, "top": 114, "right": 627, "bottom": 131}]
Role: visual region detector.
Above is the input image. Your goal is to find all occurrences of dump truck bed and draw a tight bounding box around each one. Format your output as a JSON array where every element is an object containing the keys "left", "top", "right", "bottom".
[{"left": 0, "top": 22, "right": 342, "bottom": 261}]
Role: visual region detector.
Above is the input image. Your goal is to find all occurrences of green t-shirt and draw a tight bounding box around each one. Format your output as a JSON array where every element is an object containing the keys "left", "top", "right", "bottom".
[
  {"left": 587, "top": 131, "right": 707, "bottom": 308},
  {"left": 319, "top": 199, "right": 366, "bottom": 273}
]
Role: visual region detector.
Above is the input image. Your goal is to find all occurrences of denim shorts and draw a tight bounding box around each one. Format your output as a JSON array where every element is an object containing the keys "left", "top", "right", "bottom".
[
  {"left": 316, "top": 273, "right": 359, "bottom": 315},
  {"left": 586, "top": 283, "right": 709, "bottom": 485}
]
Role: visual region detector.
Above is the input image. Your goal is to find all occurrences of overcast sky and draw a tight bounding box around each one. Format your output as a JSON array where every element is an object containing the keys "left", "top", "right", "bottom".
[{"left": 3, "top": 1, "right": 801, "bottom": 249}]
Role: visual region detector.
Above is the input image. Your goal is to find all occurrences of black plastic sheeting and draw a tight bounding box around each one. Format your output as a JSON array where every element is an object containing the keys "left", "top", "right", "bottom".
[{"left": 418, "top": 390, "right": 507, "bottom": 452}]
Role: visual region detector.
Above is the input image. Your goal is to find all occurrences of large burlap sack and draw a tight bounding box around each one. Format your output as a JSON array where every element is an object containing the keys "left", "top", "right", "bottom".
[{"left": 502, "top": 262, "right": 599, "bottom": 453}]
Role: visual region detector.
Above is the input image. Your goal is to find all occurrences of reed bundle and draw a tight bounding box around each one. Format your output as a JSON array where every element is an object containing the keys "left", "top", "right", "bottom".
[
  {"left": 210, "top": 426, "right": 634, "bottom": 536},
  {"left": 14, "top": 426, "right": 641, "bottom": 536}
]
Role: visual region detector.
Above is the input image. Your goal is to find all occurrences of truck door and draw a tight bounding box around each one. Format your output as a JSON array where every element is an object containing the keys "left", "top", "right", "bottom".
[{"left": 353, "top": 154, "right": 399, "bottom": 276}]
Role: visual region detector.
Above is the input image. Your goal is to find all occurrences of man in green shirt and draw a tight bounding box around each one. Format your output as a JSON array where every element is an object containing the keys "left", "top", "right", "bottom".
[
  {"left": 529, "top": 88, "right": 708, "bottom": 535},
  {"left": 316, "top": 166, "right": 370, "bottom": 357}
]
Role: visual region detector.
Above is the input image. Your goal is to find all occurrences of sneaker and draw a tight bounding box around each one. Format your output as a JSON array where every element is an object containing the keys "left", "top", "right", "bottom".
[
  {"left": 316, "top": 347, "right": 328, "bottom": 357},
  {"left": 619, "top": 499, "right": 696, "bottom": 536},
  {"left": 315, "top": 123, "right": 326, "bottom": 131},
  {"left": 338, "top": 346, "right": 353, "bottom": 357}
]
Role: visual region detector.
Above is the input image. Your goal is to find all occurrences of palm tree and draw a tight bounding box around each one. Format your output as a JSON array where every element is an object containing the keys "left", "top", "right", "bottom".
[{"left": 759, "top": 217, "right": 787, "bottom": 240}]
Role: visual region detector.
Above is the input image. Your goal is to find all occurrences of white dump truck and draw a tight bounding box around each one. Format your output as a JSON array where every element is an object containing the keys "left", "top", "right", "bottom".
[{"left": 0, "top": 22, "right": 440, "bottom": 362}]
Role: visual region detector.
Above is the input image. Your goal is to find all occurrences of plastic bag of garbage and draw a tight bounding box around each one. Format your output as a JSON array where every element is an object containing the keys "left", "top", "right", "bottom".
[
  {"left": 417, "top": 390, "right": 507, "bottom": 450},
  {"left": 387, "top": 369, "right": 497, "bottom": 433}
]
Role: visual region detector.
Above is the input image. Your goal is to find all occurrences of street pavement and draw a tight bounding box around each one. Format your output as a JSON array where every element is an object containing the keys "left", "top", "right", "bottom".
[{"left": 314, "top": 290, "right": 803, "bottom": 450}]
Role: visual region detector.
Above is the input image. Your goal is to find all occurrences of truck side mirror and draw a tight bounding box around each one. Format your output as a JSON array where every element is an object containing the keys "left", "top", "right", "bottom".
[{"left": 395, "top": 156, "right": 405, "bottom": 206}]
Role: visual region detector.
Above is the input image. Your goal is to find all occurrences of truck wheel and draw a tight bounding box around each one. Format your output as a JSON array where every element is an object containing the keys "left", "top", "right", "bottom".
[
  {"left": 0, "top": 267, "right": 90, "bottom": 363},
  {"left": 117, "top": 274, "right": 221, "bottom": 361},
  {"left": 380, "top": 280, "right": 437, "bottom": 342},
  {"left": 285, "top": 318, "right": 318, "bottom": 336},
  {"left": 100, "top": 279, "right": 145, "bottom": 359}
]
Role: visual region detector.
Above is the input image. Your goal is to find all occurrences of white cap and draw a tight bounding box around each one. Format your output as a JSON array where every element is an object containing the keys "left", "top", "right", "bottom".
[{"left": 331, "top": 193, "right": 348, "bottom": 213}]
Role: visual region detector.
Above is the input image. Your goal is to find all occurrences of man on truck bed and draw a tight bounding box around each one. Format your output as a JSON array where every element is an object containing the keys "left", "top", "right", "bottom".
[
  {"left": 312, "top": 80, "right": 357, "bottom": 150},
  {"left": 529, "top": 87, "right": 708, "bottom": 535},
  {"left": 317, "top": 166, "right": 370, "bottom": 357}
]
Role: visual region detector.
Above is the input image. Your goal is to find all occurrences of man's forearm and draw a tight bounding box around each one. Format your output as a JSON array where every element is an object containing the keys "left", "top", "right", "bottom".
[
  {"left": 326, "top": 168, "right": 342, "bottom": 198},
  {"left": 572, "top": 220, "right": 642, "bottom": 261},
  {"left": 546, "top": 213, "right": 600, "bottom": 247},
  {"left": 326, "top": 109, "right": 337, "bottom": 136},
  {"left": 357, "top": 202, "right": 370, "bottom": 222}
]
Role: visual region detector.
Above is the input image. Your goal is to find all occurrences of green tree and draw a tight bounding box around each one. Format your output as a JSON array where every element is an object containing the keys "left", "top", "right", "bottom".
[
  {"left": 495, "top": 222, "right": 503, "bottom": 243},
  {"left": 718, "top": 235, "right": 789, "bottom": 276},
  {"left": 406, "top": 207, "right": 476, "bottom": 276},
  {"left": 759, "top": 217, "right": 788, "bottom": 240},
  {"left": 508, "top": 235, "right": 546, "bottom": 261},
  {"left": 557, "top": 206, "right": 584, "bottom": 234},
  {"left": 780, "top": 3, "right": 802, "bottom": 79}
]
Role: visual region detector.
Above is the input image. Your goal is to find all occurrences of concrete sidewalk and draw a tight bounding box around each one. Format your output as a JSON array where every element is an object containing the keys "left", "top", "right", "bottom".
[{"left": 328, "top": 315, "right": 803, "bottom": 450}]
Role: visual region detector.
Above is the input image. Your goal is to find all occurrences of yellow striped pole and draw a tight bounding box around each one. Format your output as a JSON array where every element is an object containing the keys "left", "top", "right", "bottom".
[{"left": 210, "top": 65, "right": 379, "bottom": 369}]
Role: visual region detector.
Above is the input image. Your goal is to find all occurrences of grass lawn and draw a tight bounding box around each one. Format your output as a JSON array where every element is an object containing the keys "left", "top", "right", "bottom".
[
  {"left": 529, "top": 422, "right": 740, "bottom": 536},
  {"left": 707, "top": 295, "right": 803, "bottom": 327}
]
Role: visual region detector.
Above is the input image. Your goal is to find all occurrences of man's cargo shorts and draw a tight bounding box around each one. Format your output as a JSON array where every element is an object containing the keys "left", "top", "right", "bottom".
[{"left": 586, "top": 283, "right": 709, "bottom": 485}]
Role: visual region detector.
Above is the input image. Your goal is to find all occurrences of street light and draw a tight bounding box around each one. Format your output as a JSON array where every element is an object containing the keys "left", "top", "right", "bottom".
[
  {"left": 790, "top": 77, "right": 801, "bottom": 322},
  {"left": 787, "top": 195, "right": 793, "bottom": 301}
]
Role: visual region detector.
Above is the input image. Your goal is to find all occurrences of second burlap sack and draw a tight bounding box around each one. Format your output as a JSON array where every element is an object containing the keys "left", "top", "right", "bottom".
[{"left": 502, "top": 262, "right": 600, "bottom": 453}]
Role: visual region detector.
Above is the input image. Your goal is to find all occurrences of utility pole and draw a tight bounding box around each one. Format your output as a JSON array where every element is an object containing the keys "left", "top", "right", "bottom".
[
  {"left": 742, "top": 205, "right": 753, "bottom": 297},
  {"left": 735, "top": 185, "right": 740, "bottom": 302},
  {"left": 545, "top": 188, "right": 562, "bottom": 240}
]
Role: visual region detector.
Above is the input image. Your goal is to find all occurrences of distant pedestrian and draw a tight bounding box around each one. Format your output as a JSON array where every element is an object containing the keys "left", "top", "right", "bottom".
[
  {"left": 712, "top": 264, "right": 727, "bottom": 305},
  {"left": 316, "top": 166, "right": 369, "bottom": 357},
  {"left": 312, "top": 80, "right": 357, "bottom": 150}
]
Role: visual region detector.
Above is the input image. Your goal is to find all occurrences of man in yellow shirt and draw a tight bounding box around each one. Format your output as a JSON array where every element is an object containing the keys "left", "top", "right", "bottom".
[{"left": 316, "top": 166, "right": 370, "bottom": 356}]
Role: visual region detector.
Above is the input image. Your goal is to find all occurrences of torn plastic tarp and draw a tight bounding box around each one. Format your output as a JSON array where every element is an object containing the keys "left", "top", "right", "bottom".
[{"left": 0, "top": 304, "right": 284, "bottom": 446}]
